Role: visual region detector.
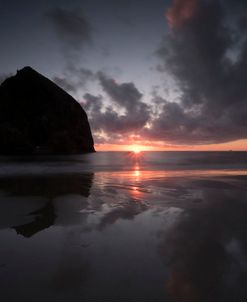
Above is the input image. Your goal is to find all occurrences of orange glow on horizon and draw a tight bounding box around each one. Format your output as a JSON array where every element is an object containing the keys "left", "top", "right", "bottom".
[
  {"left": 95, "top": 139, "right": 247, "bottom": 152},
  {"left": 95, "top": 144, "right": 155, "bottom": 152}
]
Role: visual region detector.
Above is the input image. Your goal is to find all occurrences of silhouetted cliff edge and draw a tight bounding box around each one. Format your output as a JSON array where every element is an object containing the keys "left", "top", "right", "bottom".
[{"left": 0, "top": 66, "right": 95, "bottom": 154}]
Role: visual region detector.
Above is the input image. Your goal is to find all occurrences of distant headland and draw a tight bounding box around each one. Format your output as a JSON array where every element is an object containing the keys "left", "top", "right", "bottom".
[{"left": 0, "top": 67, "right": 95, "bottom": 154}]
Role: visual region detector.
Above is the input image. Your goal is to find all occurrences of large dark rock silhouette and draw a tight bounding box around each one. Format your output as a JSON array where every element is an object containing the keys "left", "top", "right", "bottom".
[{"left": 0, "top": 66, "right": 95, "bottom": 154}]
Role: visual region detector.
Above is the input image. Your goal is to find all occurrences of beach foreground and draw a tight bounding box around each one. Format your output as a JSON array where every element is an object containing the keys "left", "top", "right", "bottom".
[{"left": 0, "top": 152, "right": 247, "bottom": 302}]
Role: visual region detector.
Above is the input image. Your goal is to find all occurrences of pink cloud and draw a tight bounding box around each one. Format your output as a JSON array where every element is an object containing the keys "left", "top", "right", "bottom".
[{"left": 166, "top": 0, "right": 198, "bottom": 28}]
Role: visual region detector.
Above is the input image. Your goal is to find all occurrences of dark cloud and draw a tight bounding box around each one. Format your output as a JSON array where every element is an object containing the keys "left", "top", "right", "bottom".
[
  {"left": 53, "top": 76, "right": 77, "bottom": 93},
  {"left": 73, "top": 67, "right": 95, "bottom": 85},
  {"left": 46, "top": 7, "right": 92, "bottom": 56},
  {"left": 53, "top": 65, "right": 95, "bottom": 93},
  {"left": 42, "top": 0, "right": 247, "bottom": 147},
  {"left": 46, "top": 8, "right": 95, "bottom": 95},
  {"left": 98, "top": 71, "right": 143, "bottom": 109},
  {"left": 147, "top": 0, "right": 247, "bottom": 144},
  {"left": 83, "top": 93, "right": 103, "bottom": 114},
  {"left": 165, "top": 0, "right": 199, "bottom": 29},
  {"left": 82, "top": 73, "right": 151, "bottom": 140}
]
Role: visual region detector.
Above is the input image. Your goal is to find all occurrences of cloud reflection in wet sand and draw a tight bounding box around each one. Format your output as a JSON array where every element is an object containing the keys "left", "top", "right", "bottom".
[
  {"left": 159, "top": 185, "right": 247, "bottom": 302},
  {"left": 0, "top": 170, "right": 247, "bottom": 301}
]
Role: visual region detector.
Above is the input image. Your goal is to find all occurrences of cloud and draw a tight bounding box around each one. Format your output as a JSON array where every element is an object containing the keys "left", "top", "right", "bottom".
[
  {"left": 98, "top": 72, "right": 143, "bottom": 109},
  {"left": 47, "top": 1, "right": 247, "bottom": 147},
  {"left": 46, "top": 7, "right": 92, "bottom": 58},
  {"left": 97, "top": 72, "right": 150, "bottom": 129},
  {"left": 82, "top": 74, "right": 151, "bottom": 141},
  {"left": 53, "top": 65, "right": 95, "bottom": 93},
  {"left": 46, "top": 8, "right": 95, "bottom": 95},
  {"left": 166, "top": 0, "right": 199, "bottom": 28},
  {"left": 53, "top": 76, "right": 77, "bottom": 93},
  {"left": 149, "top": 0, "right": 247, "bottom": 144}
]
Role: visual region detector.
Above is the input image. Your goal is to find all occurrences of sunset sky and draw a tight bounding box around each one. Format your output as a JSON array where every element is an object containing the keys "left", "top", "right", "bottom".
[{"left": 1, "top": 0, "right": 247, "bottom": 151}]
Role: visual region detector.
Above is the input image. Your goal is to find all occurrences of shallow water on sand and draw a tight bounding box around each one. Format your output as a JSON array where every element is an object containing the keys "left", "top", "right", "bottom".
[{"left": 1, "top": 152, "right": 247, "bottom": 302}]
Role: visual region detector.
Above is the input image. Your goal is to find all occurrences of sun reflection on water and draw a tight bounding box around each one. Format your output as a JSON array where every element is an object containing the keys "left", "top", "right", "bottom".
[
  {"left": 131, "top": 164, "right": 143, "bottom": 200},
  {"left": 134, "top": 165, "right": 140, "bottom": 178}
]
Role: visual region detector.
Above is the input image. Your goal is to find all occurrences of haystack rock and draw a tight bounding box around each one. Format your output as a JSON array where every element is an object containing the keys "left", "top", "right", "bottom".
[{"left": 0, "top": 66, "right": 95, "bottom": 154}]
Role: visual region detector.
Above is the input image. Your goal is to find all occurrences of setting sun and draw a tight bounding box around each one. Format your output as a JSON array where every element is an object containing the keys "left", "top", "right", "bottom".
[{"left": 131, "top": 145, "right": 142, "bottom": 154}]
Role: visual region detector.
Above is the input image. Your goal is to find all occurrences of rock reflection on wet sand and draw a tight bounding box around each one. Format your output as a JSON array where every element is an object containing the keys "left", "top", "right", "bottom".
[{"left": 0, "top": 169, "right": 247, "bottom": 302}]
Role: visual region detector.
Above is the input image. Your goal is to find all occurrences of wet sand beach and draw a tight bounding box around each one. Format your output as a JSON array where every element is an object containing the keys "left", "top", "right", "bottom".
[{"left": 0, "top": 152, "right": 247, "bottom": 302}]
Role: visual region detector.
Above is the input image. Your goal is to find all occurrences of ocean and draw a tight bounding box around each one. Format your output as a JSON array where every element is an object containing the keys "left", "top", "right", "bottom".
[{"left": 1, "top": 151, "right": 247, "bottom": 301}]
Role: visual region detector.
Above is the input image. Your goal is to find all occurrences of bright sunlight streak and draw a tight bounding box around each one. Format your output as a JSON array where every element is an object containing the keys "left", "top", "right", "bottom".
[{"left": 127, "top": 145, "right": 144, "bottom": 162}]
